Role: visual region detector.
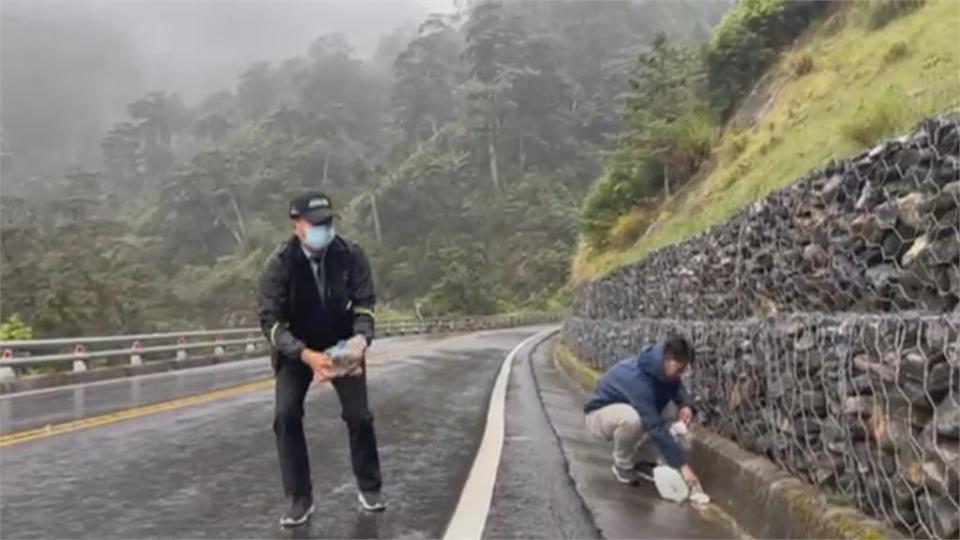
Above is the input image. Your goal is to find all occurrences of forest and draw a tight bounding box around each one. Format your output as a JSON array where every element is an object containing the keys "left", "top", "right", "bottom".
[{"left": 2, "top": 0, "right": 730, "bottom": 336}]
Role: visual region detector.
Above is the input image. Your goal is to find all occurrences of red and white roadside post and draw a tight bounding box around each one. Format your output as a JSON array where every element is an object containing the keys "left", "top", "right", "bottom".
[
  {"left": 176, "top": 336, "right": 188, "bottom": 361},
  {"left": 130, "top": 340, "right": 143, "bottom": 366},
  {"left": 0, "top": 349, "right": 15, "bottom": 380},
  {"left": 72, "top": 344, "right": 88, "bottom": 373}
]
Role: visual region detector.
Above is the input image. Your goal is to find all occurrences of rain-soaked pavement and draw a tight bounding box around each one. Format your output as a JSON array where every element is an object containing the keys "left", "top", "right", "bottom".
[
  {"left": 0, "top": 334, "right": 436, "bottom": 435},
  {"left": 530, "top": 336, "right": 738, "bottom": 540},
  {"left": 0, "top": 326, "right": 740, "bottom": 539}
]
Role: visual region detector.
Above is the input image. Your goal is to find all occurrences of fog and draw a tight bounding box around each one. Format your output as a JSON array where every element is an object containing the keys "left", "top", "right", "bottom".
[{"left": 1, "top": 0, "right": 454, "bottom": 178}]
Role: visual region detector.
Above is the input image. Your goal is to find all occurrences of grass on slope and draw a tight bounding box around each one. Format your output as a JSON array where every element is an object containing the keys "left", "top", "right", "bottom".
[{"left": 574, "top": 0, "right": 960, "bottom": 282}]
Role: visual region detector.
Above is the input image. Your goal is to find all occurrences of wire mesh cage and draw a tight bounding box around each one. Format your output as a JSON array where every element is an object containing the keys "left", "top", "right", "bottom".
[{"left": 567, "top": 113, "right": 960, "bottom": 539}]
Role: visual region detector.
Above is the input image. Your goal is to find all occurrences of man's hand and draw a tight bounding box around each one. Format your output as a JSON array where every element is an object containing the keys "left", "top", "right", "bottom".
[
  {"left": 301, "top": 349, "right": 334, "bottom": 381},
  {"left": 680, "top": 465, "right": 701, "bottom": 489},
  {"left": 345, "top": 334, "right": 368, "bottom": 356},
  {"left": 343, "top": 335, "right": 368, "bottom": 377},
  {"left": 678, "top": 406, "right": 695, "bottom": 425}
]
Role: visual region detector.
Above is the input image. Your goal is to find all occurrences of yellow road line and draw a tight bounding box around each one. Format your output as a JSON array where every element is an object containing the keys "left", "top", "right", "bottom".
[
  {"left": 0, "top": 338, "right": 450, "bottom": 448},
  {"left": 0, "top": 379, "right": 274, "bottom": 447}
]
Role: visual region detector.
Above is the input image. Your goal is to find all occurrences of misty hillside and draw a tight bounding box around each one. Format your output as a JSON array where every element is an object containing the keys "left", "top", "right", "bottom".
[
  {"left": 0, "top": 0, "right": 446, "bottom": 180},
  {"left": 1, "top": 0, "right": 729, "bottom": 337},
  {"left": 574, "top": 0, "right": 960, "bottom": 280}
]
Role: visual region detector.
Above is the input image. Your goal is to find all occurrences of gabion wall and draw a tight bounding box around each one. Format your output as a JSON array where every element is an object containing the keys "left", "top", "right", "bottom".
[{"left": 565, "top": 114, "right": 960, "bottom": 539}]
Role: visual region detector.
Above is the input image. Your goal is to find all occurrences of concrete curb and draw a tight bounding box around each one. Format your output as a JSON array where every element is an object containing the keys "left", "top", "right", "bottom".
[{"left": 553, "top": 341, "right": 903, "bottom": 540}]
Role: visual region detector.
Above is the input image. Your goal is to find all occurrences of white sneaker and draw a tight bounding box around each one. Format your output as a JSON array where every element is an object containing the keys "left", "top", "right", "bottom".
[{"left": 358, "top": 490, "right": 387, "bottom": 512}]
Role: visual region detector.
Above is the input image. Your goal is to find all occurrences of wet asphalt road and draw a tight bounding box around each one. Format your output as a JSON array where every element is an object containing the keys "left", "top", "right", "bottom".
[
  {"left": 531, "top": 338, "right": 738, "bottom": 540},
  {"left": 484, "top": 335, "right": 600, "bottom": 539},
  {"left": 0, "top": 335, "right": 433, "bottom": 435},
  {"left": 0, "top": 329, "right": 543, "bottom": 539},
  {"left": 0, "top": 327, "right": 739, "bottom": 539}
]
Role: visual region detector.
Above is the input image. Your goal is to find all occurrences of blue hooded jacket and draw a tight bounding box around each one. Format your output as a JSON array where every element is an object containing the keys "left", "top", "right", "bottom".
[{"left": 583, "top": 343, "right": 695, "bottom": 467}]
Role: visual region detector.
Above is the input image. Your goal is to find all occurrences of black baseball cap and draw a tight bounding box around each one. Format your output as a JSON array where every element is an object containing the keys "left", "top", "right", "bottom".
[{"left": 289, "top": 191, "right": 336, "bottom": 224}]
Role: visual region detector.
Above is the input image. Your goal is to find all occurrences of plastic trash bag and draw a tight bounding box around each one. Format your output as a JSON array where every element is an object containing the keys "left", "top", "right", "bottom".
[
  {"left": 323, "top": 335, "right": 366, "bottom": 377},
  {"left": 655, "top": 421, "right": 711, "bottom": 505},
  {"left": 669, "top": 421, "right": 692, "bottom": 450},
  {"left": 653, "top": 465, "right": 689, "bottom": 503}
]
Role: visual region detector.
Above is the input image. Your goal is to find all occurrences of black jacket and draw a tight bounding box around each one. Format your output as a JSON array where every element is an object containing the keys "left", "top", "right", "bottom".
[{"left": 258, "top": 235, "right": 376, "bottom": 371}]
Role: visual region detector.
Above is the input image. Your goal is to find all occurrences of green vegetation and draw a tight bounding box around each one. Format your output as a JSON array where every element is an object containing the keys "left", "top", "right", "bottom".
[
  {"left": 575, "top": 0, "right": 960, "bottom": 281},
  {"left": 705, "top": 0, "right": 828, "bottom": 116},
  {"left": 841, "top": 93, "right": 916, "bottom": 147},
  {"left": 0, "top": 314, "right": 33, "bottom": 341},
  {"left": 883, "top": 41, "right": 911, "bottom": 64},
  {"left": 1, "top": 1, "right": 729, "bottom": 336},
  {"left": 580, "top": 163, "right": 662, "bottom": 247},
  {"left": 858, "top": 0, "right": 926, "bottom": 29}
]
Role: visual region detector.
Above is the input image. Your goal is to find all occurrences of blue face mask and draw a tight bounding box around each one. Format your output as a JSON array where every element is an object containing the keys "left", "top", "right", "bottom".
[{"left": 303, "top": 223, "right": 335, "bottom": 251}]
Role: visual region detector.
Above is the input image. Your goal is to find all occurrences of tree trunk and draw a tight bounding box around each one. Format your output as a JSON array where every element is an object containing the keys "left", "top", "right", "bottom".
[
  {"left": 488, "top": 94, "right": 500, "bottom": 191},
  {"left": 369, "top": 193, "right": 382, "bottom": 243},
  {"left": 217, "top": 214, "right": 245, "bottom": 249},
  {"left": 217, "top": 189, "right": 247, "bottom": 249},
  {"left": 519, "top": 135, "right": 526, "bottom": 172},
  {"left": 488, "top": 130, "right": 500, "bottom": 191},
  {"left": 664, "top": 163, "right": 671, "bottom": 196}
]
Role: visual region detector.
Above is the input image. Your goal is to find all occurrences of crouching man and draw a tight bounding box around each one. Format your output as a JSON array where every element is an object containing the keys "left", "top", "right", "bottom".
[{"left": 583, "top": 335, "right": 702, "bottom": 491}]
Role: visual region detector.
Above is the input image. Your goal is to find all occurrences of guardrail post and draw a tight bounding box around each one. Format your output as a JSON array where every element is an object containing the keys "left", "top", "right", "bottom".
[
  {"left": 176, "top": 336, "right": 188, "bottom": 361},
  {"left": 72, "top": 344, "right": 88, "bottom": 372},
  {"left": 0, "top": 349, "right": 16, "bottom": 380},
  {"left": 130, "top": 340, "right": 143, "bottom": 366},
  {"left": 214, "top": 336, "right": 225, "bottom": 357}
]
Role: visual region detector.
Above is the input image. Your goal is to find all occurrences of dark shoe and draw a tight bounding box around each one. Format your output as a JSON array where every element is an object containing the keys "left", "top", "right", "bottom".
[
  {"left": 358, "top": 490, "right": 387, "bottom": 512},
  {"left": 280, "top": 495, "right": 315, "bottom": 527},
  {"left": 634, "top": 460, "right": 656, "bottom": 481},
  {"left": 611, "top": 464, "right": 642, "bottom": 485}
]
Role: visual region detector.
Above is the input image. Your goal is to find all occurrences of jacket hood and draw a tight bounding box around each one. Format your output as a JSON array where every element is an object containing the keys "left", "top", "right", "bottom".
[{"left": 639, "top": 343, "right": 668, "bottom": 382}]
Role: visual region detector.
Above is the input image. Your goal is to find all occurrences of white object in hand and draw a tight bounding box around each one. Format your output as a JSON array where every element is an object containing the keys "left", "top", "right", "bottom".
[
  {"left": 324, "top": 336, "right": 366, "bottom": 376},
  {"left": 669, "top": 420, "right": 692, "bottom": 451},
  {"left": 652, "top": 465, "right": 690, "bottom": 503},
  {"left": 689, "top": 486, "right": 711, "bottom": 505}
]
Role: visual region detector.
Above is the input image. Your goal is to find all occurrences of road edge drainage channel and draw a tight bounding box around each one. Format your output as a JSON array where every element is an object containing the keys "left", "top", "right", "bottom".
[{"left": 552, "top": 340, "right": 902, "bottom": 540}]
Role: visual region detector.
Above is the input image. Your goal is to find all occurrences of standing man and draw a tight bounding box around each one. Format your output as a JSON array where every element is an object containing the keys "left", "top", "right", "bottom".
[
  {"left": 583, "top": 335, "right": 702, "bottom": 490},
  {"left": 259, "top": 191, "right": 385, "bottom": 527}
]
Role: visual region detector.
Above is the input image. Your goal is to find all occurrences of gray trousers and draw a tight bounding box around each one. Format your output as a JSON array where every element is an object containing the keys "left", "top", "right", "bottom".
[{"left": 584, "top": 403, "right": 686, "bottom": 469}]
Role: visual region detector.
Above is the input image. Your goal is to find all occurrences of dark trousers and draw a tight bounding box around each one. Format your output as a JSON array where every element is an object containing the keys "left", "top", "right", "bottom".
[{"left": 273, "top": 361, "right": 382, "bottom": 498}]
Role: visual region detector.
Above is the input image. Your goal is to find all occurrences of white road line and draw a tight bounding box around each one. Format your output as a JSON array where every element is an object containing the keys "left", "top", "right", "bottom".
[{"left": 442, "top": 327, "right": 559, "bottom": 540}]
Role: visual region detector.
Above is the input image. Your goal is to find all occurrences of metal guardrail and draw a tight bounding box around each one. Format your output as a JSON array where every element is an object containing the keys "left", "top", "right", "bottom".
[
  {"left": 0, "top": 313, "right": 557, "bottom": 379},
  {"left": 0, "top": 328, "right": 257, "bottom": 348}
]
